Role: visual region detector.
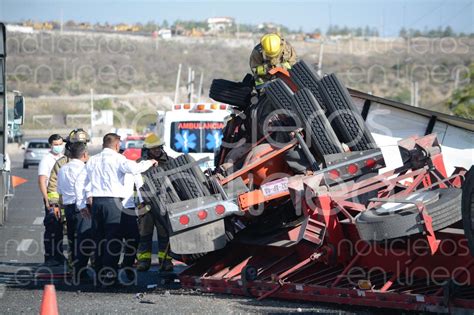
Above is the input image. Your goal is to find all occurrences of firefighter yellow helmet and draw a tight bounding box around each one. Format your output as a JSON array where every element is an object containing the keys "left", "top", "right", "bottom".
[
  {"left": 143, "top": 133, "right": 164, "bottom": 149},
  {"left": 260, "top": 33, "right": 282, "bottom": 58}
]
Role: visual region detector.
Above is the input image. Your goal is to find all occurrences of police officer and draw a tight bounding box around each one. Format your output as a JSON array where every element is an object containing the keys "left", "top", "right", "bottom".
[
  {"left": 38, "top": 134, "right": 65, "bottom": 266},
  {"left": 136, "top": 134, "right": 174, "bottom": 272},
  {"left": 75, "top": 133, "right": 157, "bottom": 286},
  {"left": 249, "top": 33, "right": 297, "bottom": 87}
]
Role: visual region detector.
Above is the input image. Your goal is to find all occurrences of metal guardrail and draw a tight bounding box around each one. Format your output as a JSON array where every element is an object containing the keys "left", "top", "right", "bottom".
[{"left": 348, "top": 88, "right": 474, "bottom": 132}]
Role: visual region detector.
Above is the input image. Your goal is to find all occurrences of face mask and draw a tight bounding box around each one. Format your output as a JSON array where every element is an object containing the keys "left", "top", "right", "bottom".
[{"left": 52, "top": 144, "right": 65, "bottom": 155}]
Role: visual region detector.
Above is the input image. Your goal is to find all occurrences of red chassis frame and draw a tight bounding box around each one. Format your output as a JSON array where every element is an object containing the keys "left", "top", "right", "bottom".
[{"left": 180, "top": 134, "right": 474, "bottom": 313}]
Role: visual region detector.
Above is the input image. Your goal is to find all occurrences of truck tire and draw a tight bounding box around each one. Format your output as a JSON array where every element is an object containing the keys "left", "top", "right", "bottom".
[
  {"left": 318, "top": 74, "right": 377, "bottom": 151},
  {"left": 242, "top": 73, "right": 255, "bottom": 87},
  {"left": 462, "top": 166, "right": 474, "bottom": 256},
  {"left": 293, "top": 88, "right": 344, "bottom": 157},
  {"left": 289, "top": 60, "right": 327, "bottom": 111},
  {"left": 178, "top": 154, "right": 208, "bottom": 187},
  {"left": 356, "top": 188, "right": 463, "bottom": 241},
  {"left": 141, "top": 166, "right": 180, "bottom": 215},
  {"left": 209, "top": 79, "right": 252, "bottom": 109},
  {"left": 163, "top": 155, "right": 210, "bottom": 201},
  {"left": 266, "top": 78, "right": 305, "bottom": 137},
  {"left": 267, "top": 79, "right": 343, "bottom": 159}
]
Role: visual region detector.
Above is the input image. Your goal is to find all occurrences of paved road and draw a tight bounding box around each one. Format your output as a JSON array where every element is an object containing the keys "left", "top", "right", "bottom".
[{"left": 0, "top": 147, "right": 369, "bottom": 314}]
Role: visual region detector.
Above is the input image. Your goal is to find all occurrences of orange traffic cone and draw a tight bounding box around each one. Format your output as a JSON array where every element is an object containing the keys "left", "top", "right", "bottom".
[
  {"left": 12, "top": 175, "right": 27, "bottom": 188},
  {"left": 40, "top": 284, "right": 59, "bottom": 315}
]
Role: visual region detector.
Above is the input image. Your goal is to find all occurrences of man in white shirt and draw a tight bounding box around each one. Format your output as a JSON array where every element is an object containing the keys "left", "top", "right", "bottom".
[
  {"left": 57, "top": 142, "right": 90, "bottom": 280},
  {"left": 119, "top": 173, "right": 143, "bottom": 283},
  {"left": 38, "top": 134, "right": 65, "bottom": 266},
  {"left": 75, "top": 133, "right": 157, "bottom": 286}
]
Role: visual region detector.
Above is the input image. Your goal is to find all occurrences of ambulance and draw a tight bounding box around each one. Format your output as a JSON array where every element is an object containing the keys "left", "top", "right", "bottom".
[{"left": 156, "top": 103, "right": 232, "bottom": 170}]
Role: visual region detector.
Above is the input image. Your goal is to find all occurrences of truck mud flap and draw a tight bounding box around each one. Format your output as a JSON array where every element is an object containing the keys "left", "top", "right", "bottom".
[{"left": 170, "top": 219, "right": 227, "bottom": 255}]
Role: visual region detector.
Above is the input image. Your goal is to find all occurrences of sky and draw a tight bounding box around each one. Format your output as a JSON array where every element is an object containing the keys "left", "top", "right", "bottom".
[{"left": 0, "top": 0, "right": 473, "bottom": 36}]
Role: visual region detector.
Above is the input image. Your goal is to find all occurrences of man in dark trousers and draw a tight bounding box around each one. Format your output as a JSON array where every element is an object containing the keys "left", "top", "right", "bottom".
[
  {"left": 38, "top": 134, "right": 65, "bottom": 266},
  {"left": 136, "top": 134, "right": 174, "bottom": 272},
  {"left": 57, "top": 142, "right": 90, "bottom": 282},
  {"left": 75, "top": 133, "right": 157, "bottom": 286}
]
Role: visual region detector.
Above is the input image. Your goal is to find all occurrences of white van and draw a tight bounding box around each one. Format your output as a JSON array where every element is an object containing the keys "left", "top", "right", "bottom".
[{"left": 156, "top": 103, "right": 231, "bottom": 170}]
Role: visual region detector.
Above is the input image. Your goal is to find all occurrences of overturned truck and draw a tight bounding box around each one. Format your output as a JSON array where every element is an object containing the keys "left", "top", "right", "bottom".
[{"left": 141, "top": 60, "right": 474, "bottom": 312}]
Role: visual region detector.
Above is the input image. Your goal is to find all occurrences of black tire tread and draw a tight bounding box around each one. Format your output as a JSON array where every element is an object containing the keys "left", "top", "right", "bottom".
[
  {"left": 289, "top": 60, "right": 326, "bottom": 110},
  {"left": 162, "top": 155, "right": 210, "bottom": 200},
  {"left": 293, "top": 88, "right": 344, "bottom": 156},
  {"left": 266, "top": 79, "right": 343, "bottom": 160},
  {"left": 209, "top": 79, "right": 252, "bottom": 108},
  {"left": 462, "top": 166, "right": 474, "bottom": 256},
  {"left": 141, "top": 166, "right": 180, "bottom": 216},
  {"left": 319, "top": 74, "right": 377, "bottom": 151},
  {"left": 266, "top": 79, "right": 295, "bottom": 113}
]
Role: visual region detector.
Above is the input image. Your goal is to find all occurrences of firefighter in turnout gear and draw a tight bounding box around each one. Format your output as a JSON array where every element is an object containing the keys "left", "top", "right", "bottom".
[
  {"left": 136, "top": 133, "right": 174, "bottom": 272},
  {"left": 47, "top": 128, "right": 90, "bottom": 206},
  {"left": 249, "top": 33, "right": 297, "bottom": 87},
  {"left": 47, "top": 128, "right": 90, "bottom": 265}
]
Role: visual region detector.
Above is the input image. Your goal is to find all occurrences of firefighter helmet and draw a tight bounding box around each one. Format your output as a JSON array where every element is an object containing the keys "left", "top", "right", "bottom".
[
  {"left": 143, "top": 133, "right": 164, "bottom": 149},
  {"left": 67, "top": 128, "right": 90, "bottom": 144},
  {"left": 260, "top": 33, "right": 282, "bottom": 58}
]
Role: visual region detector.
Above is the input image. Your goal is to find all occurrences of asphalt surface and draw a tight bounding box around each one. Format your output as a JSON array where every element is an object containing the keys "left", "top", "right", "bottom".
[{"left": 0, "top": 145, "right": 373, "bottom": 314}]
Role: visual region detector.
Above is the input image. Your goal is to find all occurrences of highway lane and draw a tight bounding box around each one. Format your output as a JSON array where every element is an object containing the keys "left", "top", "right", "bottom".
[{"left": 0, "top": 147, "right": 362, "bottom": 314}]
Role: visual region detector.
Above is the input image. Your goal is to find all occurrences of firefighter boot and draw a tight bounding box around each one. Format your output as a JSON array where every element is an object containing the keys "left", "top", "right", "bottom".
[
  {"left": 160, "top": 259, "right": 173, "bottom": 272},
  {"left": 136, "top": 252, "right": 151, "bottom": 272},
  {"left": 158, "top": 250, "right": 173, "bottom": 272}
]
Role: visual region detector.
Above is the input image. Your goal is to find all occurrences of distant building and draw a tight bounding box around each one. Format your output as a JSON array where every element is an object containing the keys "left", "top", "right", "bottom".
[
  {"left": 207, "top": 17, "right": 234, "bottom": 33},
  {"left": 6, "top": 24, "right": 34, "bottom": 34},
  {"left": 114, "top": 24, "right": 140, "bottom": 32},
  {"left": 258, "top": 22, "right": 280, "bottom": 34},
  {"left": 158, "top": 29, "right": 172, "bottom": 39}
]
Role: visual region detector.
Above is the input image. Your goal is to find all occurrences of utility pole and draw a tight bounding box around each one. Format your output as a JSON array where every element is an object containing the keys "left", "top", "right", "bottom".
[
  {"left": 187, "top": 67, "right": 192, "bottom": 103},
  {"left": 328, "top": 3, "right": 332, "bottom": 30},
  {"left": 454, "top": 68, "right": 461, "bottom": 90},
  {"left": 197, "top": 72, "right": 204, "bottom": 101},
  {"left": 90, "top": 88, "right": 94, "bottom": 142},
  {"left": 174, "top": 63, "right": 182, "bottom": 104},
  {"left": 190, "top": 70, "right": 195, "bottom": 103},
  {"left": 317, "top": 42, "right": 324, "bottom": 77},
  {"left": 1, "top": 23, "right": 7, "bottom": 159},
  {"left": 411, "top": 81, "right": 419, "bottom": 107},
  {"left": 60, "top": 8, "right": 64, "bottom": 33},
  {"left": 414, "top": 81, "right": 419, "bottom": 107}
]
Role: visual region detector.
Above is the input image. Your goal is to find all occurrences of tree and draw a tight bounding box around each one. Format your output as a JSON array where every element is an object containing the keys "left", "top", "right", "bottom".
[
  {"left": 65, "top": 20, "right": 76, "bottom": 27},
  {"left": 442, "top": 26, "right": 454, "bottom": 37},
  {"left": 143, "top": 21, "right": 157, "bottom": 32},
  {"left": 399, "top": 27, "right": 408, "bottom": 38},
  {"left": 446, "top": 63, "right": 474, "bottom": 119},
  {"left": 413, "top": 29, "right": 422, "bottom": 37},
  {"left": 162, "top": 20, "right": 169, "bottom": 28},
  {"left": 364, "top": 25, "right": 370, "bottom": 37}
]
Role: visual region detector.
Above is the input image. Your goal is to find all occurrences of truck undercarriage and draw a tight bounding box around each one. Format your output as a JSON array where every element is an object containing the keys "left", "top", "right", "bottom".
[{"left": 141, "top": 60, "right": 474, "bottom": 312}]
